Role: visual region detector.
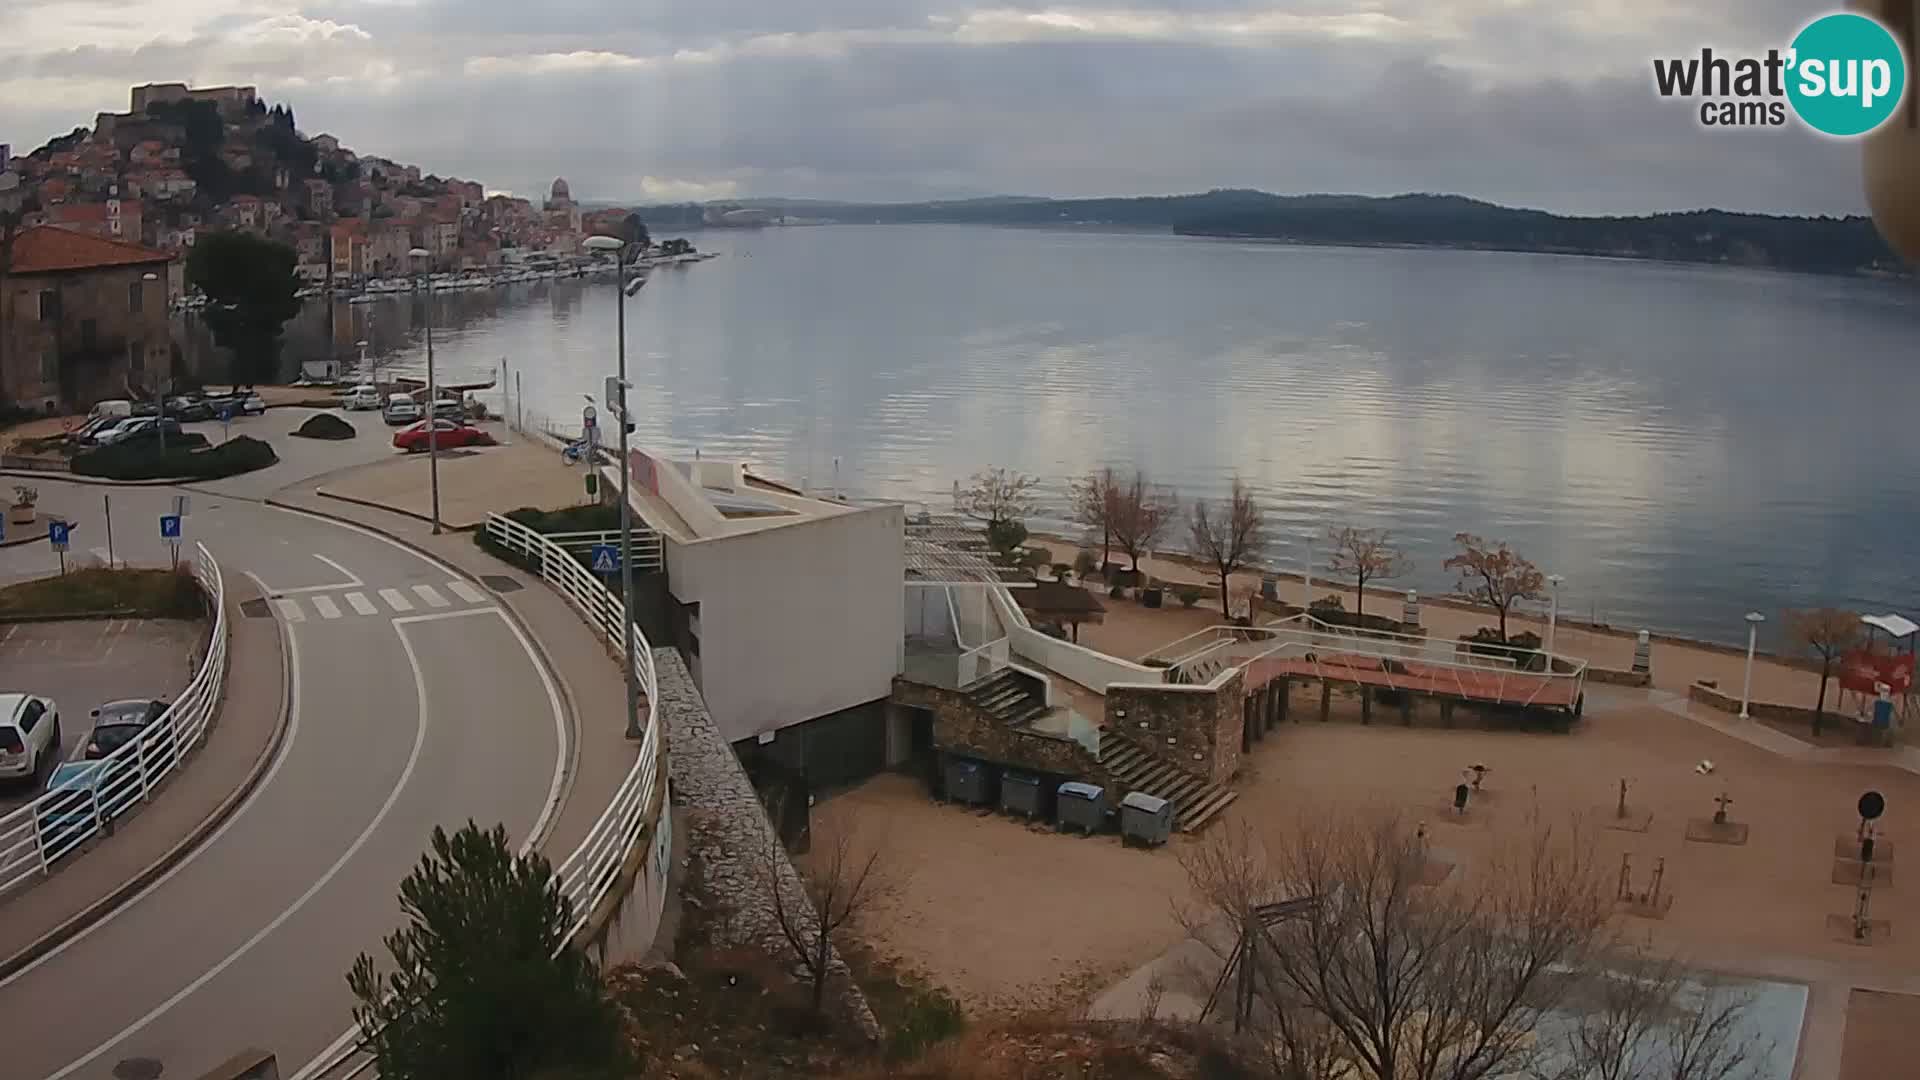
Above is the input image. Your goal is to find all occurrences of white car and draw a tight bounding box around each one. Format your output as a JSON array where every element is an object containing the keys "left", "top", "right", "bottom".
[
  {"left": 384, "top": 394, "right": 423, "bottom": 425},
  {"left": 343, "top": 385, "right": 382, "bottom": 411},
  {"left": 0, "top": 694, "right": 61, "bottom": 785},
  {"left": 91, "top": 417, "right": 150, "bottom": 446},
  {"left": 239, "top": 391, "right": 267, "bottom": 416}
]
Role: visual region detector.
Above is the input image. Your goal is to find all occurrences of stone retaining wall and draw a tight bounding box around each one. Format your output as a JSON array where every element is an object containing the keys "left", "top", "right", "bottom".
[
  {"left": 1587, "top": 667, "right": 1651, "bottom": 688},
  {"left": 657, "top": 649, "right": 880, "bottom": 1041},
  {"left": 1687, "top": 680, "right": 1819, "bottom": 724}
]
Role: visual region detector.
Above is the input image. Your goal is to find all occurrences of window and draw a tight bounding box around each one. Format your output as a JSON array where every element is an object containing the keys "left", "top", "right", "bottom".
[
  {"left": 128, "top": 280, "right": 143, "bottom": 313},
  {"left": 17, "top": 701, "right": 44, "bottom": 734},
  {"left": 38, "top": 290, "right": 59, "bottom": 322}
]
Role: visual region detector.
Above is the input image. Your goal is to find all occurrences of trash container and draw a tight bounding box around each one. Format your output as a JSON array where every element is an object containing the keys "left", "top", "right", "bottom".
[
  {"left": 1056, "top": 781, "right": 1107, "bottom": 835},
  {"left": 1120, "top": 791, "right": 1174, "bottom": 847},
  {"left": 1142, "top": 587, "right": 1163, "bottom": 609},
  {"left": 945, "top": 758, "right": 990, "bottom": 806},
  {"left": 1001, "top": 771, "right": 1043, "bottom": 819}
]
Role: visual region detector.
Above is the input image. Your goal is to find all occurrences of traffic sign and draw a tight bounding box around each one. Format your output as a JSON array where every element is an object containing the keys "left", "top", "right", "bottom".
[
  {"left": 160, "top": 515, "right": 182, "bottom": 540},
  {"left": 173, "top": 493, "right": 191, "bottom": 518},
  {"left": 603, "top": 377, "right": 626, "bottom": 420},
  {"left": 590, "top": 544, "right": 620, "bottom": 573},
  {"left": 582, "top": 404, "right": 597, "bottom": 429},
  {"left": 217, "top": 407, "right": 234, "bottom": 423},
  {"left": 48, "top": 521, "right": 70, "bottom": 551}
]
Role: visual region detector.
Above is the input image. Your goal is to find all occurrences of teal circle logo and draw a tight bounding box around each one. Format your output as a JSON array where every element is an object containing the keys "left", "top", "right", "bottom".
[{"left": 1785, "top": 13, "right": 1908, "bottom": 137}]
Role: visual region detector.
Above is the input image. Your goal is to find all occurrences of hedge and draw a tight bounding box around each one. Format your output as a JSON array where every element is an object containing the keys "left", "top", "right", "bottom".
[
  {"left": 292, "top": 413, "right": 356, "bottom": 440},
  {"left": 0, "top": 567, "right": 205, "bottom": 618},
  {"left": 73, "top": 435, "right": 279, "bottom": 481}
]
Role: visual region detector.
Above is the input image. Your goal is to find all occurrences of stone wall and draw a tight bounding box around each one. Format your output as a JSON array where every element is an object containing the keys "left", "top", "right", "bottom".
[
  {"left": 1105, "top": 669, "right": 1245, "bottom": 784},
  {"left": 1587, "top": 667, "right": 1651, "bottom": 688},
  {"left": 1687, "top": 680, "right": 1823, "bottom": 725},
  {"left": 659, "top": 648, "right": 880, "bottom": 1041},
  {"left": 893, "top": 676, "right": 1100, "bottom": 779}
]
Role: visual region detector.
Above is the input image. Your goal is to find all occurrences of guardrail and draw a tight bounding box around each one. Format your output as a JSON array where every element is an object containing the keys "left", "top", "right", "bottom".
[
  {"left": 0, "top": 542, "right": 227, "bottom": 895},
  {"left": 543, "top": 529, "right": 665, "bottom": 574},
  {"left": 308, "top": 516, "right": 670, "bottom": 1078}
]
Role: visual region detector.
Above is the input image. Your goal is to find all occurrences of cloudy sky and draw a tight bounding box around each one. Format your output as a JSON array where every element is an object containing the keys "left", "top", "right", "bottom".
[{"left": 0, "top": 0, "right": 1880, "bottom": 214}]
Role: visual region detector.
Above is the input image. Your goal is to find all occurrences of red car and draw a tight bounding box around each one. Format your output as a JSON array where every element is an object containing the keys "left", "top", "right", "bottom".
[{"left": 392, "top": 419, "right": 493, "bottom": 453}]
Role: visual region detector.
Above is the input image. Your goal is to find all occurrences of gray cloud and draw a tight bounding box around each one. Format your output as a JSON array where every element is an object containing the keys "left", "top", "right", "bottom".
[{"left": 0, "top": 1, "right": 1883, "bottom": 214}]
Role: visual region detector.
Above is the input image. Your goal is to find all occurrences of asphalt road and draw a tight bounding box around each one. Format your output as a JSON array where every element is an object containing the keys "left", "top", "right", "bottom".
[{"left": 0, "top": 478, "right": 567, "bottom": 1080}]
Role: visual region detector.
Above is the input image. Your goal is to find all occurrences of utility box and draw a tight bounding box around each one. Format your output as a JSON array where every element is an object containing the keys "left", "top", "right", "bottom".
[
  {"left": 1001, "top": 771, "right": 1043, "bottom": 819},
  {"left": 1056, "top": 781, "right": 1107, "bottom": 835},
  {"left": 944, "top": 757, "right": 991, "bottom": 807},
  {"left": 1120, "top": 791, "right": 1174, "bottom": 847}
]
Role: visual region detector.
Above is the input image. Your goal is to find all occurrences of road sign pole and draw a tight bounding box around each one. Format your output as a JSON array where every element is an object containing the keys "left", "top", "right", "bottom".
[{"left": 103, "top": 493, "right": 114, "bottom": 569}]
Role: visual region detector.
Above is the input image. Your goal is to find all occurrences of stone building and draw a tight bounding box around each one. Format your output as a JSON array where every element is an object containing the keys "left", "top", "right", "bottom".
[{"left": 1, "top": 226, "right": 175, "bottom": 412}]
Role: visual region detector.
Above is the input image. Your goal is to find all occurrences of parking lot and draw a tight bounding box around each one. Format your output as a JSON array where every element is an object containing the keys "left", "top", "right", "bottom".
[{"left": 0, "top": 618, "right": 204, "bottom": 812}]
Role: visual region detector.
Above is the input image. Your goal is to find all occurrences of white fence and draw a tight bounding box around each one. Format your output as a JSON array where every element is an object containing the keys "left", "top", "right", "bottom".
[{"left": 0, "top": 542, "right": 228, "bottom": 896}]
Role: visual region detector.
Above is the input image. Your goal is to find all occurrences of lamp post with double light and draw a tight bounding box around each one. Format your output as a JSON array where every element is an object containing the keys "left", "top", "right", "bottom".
[
  {"left": 407, "top": 248, "right": 441, "bottom": 534},
  {"left": 1545, "top": 573, "right": 1565, "bottom": 662},
  {"left": 582, "top": 233, "right": 650, "bottom": 740},
  {"left": 1740, "top": 611, "right": 1766, "bottom": 719}
]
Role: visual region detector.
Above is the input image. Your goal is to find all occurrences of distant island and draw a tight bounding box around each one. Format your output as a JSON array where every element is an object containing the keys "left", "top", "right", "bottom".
[{"left": 629, "top": 190, "right": 1907, "bottom": 279}]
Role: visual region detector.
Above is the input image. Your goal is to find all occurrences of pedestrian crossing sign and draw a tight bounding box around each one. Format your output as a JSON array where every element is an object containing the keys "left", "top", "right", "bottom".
[{"left": 590, "top": 544, "right": 620, "bottom": 573}]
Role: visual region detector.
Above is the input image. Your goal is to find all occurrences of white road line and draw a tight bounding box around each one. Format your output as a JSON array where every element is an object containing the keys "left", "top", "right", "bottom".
[
  {"left": 310, "top": 594, "right": 342, "bottom": 620},
  {"left": 47, "top": 608, "right": 434, "bottom": 1080},
  {"left": 90, "top": 546, "right": 113, "bottom": 567},
  {"left": 273, "top": 598, "right": 306, "bottom": 623},
  {"left": 446, "top": 579, "right": 487, "bottom": 605},
  {"left": 411, "top": 583, "right": 450, "bottom": 609},
  {"left": 378, "top": 588, "right": 413, "bottom": 612},
  {"left": 392, "top": 607, "right": 501, "bottom": 625},
  {"left": 312, "top": 553, "right": 362, "bottom": 587},
  {"left": 344, "top": 592, "right": 377, "bottom": 616}
]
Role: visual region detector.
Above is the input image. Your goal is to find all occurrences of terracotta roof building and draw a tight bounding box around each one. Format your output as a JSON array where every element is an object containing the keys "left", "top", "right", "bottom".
[{"left": 2, "top": 226, "right": 176, "bottom": 411}]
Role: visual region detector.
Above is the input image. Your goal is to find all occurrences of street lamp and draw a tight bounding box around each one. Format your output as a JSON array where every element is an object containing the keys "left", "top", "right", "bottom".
[
  {"left": 141, "top": 271, "right": 167, "bottom": 454},
  {"left": 1545, "top": 574, "right": 1565, "bottom": 661},
  {"left": 582, "top": 233, "right": 650, "bottom": 741},
  {"left": 1740, "top": 611, "right": 1766, "bottom": 719},
  {"left": 1302, "top": 537, "right": 1314, "bottom": 610},
  {"left": 407, "top": 248, "right": 442, "bottom": 534}
]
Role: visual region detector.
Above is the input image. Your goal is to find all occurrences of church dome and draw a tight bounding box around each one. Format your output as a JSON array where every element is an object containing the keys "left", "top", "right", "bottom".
[{"left": 550, "top": 177, "right": 571, "bottom": 203}]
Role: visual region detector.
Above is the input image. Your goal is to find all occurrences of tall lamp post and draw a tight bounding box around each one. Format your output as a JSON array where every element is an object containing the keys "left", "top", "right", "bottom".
[
  {"left": 1740, "top": 611, "right": 1766, "bottom": 719},
  {"left": 1545, "top": 574, "right": 1565, "bottom": 661},
  {"left": 140, "top": 271, "right": 167, "bottom": 454},
  {"left": 407, "top": 249, "right": 442, "bottom": 534},
  {"left": 583, "top": 234, "right": 650, "bottom": 740}
]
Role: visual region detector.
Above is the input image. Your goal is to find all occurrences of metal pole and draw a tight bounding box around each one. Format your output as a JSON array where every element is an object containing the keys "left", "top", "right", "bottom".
[
  {"left": 425, "top": 278, "right": 441, "bottom": 534},
  {"left": 617, "top": 250, "right": 640, "bottom": 741},
  {"left": 1740, "top": 619, "right": 1759, "bottom": 719},
  {"left": 516, "top": 371, "right": 523, "bottom": 433},
  {"left": 1547, "top": 583, "right": 1559, "bottom": 659},
  {"left": 1303, "top": 540, "right": 1313, "bottom": 608},
  {"left": 102, "top": 494, "right": 114, "bottom": 569}
]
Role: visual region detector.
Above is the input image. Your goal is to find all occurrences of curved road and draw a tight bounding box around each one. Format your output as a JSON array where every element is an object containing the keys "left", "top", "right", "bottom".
[{"left": 0, "top": 479, "right": 568, "bottom": 1080}]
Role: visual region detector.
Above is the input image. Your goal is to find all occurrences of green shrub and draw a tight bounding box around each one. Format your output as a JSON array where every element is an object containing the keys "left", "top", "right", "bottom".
[
  {"left": 1309, "top": 594, "right": 1346, "bottom": 612},
  {"left": 0, "top": 567, "right": 204, "bottom": 617},
  {"left": 1073, "top": 549, "right": 1099, "bottom": 579},
  {"left": 292, "top": 413, "right": 356, "bottom": 440},
  {"left": 1176, "top": 585, "right": 1203, "bottom": 608},
  {"left": 73, "top": 435, "right": 276, "bottom": 481}
]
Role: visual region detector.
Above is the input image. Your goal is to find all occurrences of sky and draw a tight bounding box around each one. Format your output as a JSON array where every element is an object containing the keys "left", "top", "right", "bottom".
[{"left": 0, "top": 0, "right": 1883, "bottom": 215}]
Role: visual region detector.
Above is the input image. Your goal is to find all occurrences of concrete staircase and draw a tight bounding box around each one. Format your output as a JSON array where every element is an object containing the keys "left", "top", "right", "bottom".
[
  {"left": 967, "top": 668, "right": 1051, "bottom": 728},
  {"left": 1098, "top": 730, "right": 1238, "bottom": 832}
]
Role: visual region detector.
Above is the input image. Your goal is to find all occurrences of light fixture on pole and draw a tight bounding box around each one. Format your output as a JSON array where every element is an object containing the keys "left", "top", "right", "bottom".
[
  {"left": 1302, "top": 538, "right": 1314, "bottom": 610},
  {"left": 140, "top": 271, "right": 167, "bottom": 454},
  {"left": 583, "top": 233, "right": 649, "bottom": 741},
  {"left": 1739, "top": 611, "right": 1766, "bottom": 719},
  {"left": 1545, "top": 574, "right": 1565, "bottom": 661},
  {"left": 407, "top": 248, "right": 442, "bottom": 534}
]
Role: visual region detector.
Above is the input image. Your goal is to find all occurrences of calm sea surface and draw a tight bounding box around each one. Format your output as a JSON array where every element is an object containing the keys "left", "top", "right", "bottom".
[{"left": 271, "top": 224, "right": 1920, "bottom": 648}]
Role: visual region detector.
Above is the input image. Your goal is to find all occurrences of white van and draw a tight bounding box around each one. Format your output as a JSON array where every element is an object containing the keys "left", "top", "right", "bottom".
[
  {"left": 87, "top": 399, "right": 132, "bottom": 423},
  {"left": 343, "top": 385, "right": 382, "bottom": 411}
]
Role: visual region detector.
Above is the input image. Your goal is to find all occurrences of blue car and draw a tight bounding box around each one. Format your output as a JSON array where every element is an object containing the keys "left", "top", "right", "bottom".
[{"left": 35, "top": 760, "right": 118, "bottom": 858}]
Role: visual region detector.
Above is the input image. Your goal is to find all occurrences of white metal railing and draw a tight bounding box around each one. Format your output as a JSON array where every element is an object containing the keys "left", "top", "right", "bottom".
[
  {"left": 1151, "top": 614, "right": 1588, "bottom": 710},
  {"left": 956, "top": 636, "right": 1011, "bottom": 687},
  {"left": 542, "top": 529, "right": 665, "bottom": 573},
  {"left": 0, "top": 542, "right": 228, "bottom": 895},
  {"left": 480, "top": 511, "right": 663, "bottom": 938}
]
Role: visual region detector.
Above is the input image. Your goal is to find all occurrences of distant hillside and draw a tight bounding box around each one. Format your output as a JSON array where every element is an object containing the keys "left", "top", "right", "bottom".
[{"left": 633, "top": 190, "right": 1906, "bottom": 278}]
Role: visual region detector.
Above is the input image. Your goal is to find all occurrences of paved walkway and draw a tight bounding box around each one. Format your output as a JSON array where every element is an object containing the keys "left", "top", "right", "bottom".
[
  {"left": 0, "top": 574, "right": 285, "bottom": 976},
  {"left": 313, "top": 430, "right": 588, "bottom": 530}
]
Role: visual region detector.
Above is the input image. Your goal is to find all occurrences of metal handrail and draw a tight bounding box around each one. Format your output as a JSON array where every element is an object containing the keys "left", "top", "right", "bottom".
[{"left": 0, "top": 542, "right": 228, "bottom": 895}]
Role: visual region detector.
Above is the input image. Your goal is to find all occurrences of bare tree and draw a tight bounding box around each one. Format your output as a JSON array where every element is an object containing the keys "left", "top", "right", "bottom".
[
  {"left": 1444, "top": 533, "right": 1547, "bottom": 641},
  {"left": 1782, "top": 608, "right": 1862, "bottom": 736},
  {"left": 953, "top": 466, "right": 1039, "bottom": 529},
  {"left": 1191, "top": 479, "right": 1265, "bottom": 620},
  {"left": 1112, "top": 470, "right": 1175, "bottom": 573},
  {"left": 1070, "top": 467, "right": 1121, "bottom": 572},
  {"left": 1544, "top": 940, "right": 1766, "bottom": 1080},
  {"left": 762, "top": 820, "right": 894, "bottom": 1015},
  {"left": 1327, "top": 526, "right": 1412, "bottom": 620}
]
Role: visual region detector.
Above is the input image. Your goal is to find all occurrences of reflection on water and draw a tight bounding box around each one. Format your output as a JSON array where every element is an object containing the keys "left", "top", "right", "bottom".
[{"left": 250, "top": 225, "right": 1920, "bottom": 647}]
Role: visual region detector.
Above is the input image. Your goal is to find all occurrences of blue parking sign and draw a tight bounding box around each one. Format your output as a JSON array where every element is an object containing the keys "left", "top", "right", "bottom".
[
  {"left": 590, "top": 544, "right": 620, "bottom": 573},
  {"left": 48, "top": 521, "right": 70, "bottom": 551},
  {"left": 160, "top": 515, "right": 182, "bottom": 540}
]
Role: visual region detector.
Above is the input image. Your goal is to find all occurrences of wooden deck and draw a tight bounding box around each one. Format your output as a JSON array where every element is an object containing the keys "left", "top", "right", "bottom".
[{"left": 1243, "top": 652, "right": 1580, "bottom": 710}]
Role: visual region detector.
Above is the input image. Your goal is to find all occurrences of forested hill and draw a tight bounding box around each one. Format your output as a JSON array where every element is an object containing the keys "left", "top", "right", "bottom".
[{"left": 637, "top": 191, "right": 1905, "bottom": 278}]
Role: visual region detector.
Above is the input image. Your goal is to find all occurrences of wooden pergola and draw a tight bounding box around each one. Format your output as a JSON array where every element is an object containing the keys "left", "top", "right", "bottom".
[{"left": 1014, "top": 579, "right": 1107, "bottom": 643}]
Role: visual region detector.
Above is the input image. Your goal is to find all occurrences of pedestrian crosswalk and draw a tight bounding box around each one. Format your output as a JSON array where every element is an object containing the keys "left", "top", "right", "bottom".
[{"left": 269, "top": 581, "right": 493, "bottom": 623}]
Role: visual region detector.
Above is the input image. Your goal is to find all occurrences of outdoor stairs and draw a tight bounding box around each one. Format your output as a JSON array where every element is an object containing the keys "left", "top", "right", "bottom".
[
  {"left": 967, "top": 669, "right": 1052, "bottom": 729},
  {"left": 1174, "top": 655, "right": 1229, "bottom": 685},
  {"left": 1098, "top": 730, "right": 1238, "bottom": 832}
]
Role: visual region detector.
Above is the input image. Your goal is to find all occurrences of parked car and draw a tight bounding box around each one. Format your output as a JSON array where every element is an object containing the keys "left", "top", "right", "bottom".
[
  {"left": 383, "top": 394, "right": 423, "bottom": 425},
  {"left": 167, "top": 395, "right": 213, "bottom": 422},
  {"left": 35, "top": 760, "right": 118, "bottom": 857},
  {"left": 239, "top": 391, "right": 267, "bottom": 416},
  {"left": 86, "top": 698, "right": 171, "bottom": 763},
  {"left": 0, "top": 693, "right": 60, "bottom": 786},
  {"left": 96, "top": 417, "right": 184, "bottom": 447},
  {"left": 69, "top": 414, "right": 125, "bottom": 445},
  {"left": 86, "top": 399, "right": 133, "bottom": 424},
  {"left": 431, "top": 397, "right": 464, "bottom": 420},
  {"left": 393, "top": 419, "right": 492, "bottom": 453},
  {"left": 343, "top": 385, "right": 383, "bottom": 411}
]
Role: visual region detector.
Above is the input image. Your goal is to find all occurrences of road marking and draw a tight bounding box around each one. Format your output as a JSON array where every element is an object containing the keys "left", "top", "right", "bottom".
[
  {"left": 344, "top": 591, "right": 377, "bottom": 616},
  {"left": 46, "top": 608, "right": 433, "bottom": 1080},
  {"left": 273, "top": 598, "right": 306, "bottom": 623},
  {"left": 378, "top": 588, "right": 413, "bottom": 612},
  {"left": 447, "top": 579, "right": 487, "bottom": 604},
  {"left": 411, "top": 583, "right": 450, "bottom": 608},
  {"left": 310, "top": 594, "right": 342, "bottom": 620},
  {"left": 90, "top": 546, "right": 114, "bottom": 567},
  {"left": 270, "top": 554, "right": 365, "bottom": 595},
  {"left": 312, "top": 553, "right": 362, "bottom": 586},
  {"left": 392, "top": 606, "right": 501, "bottom": 625}
]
